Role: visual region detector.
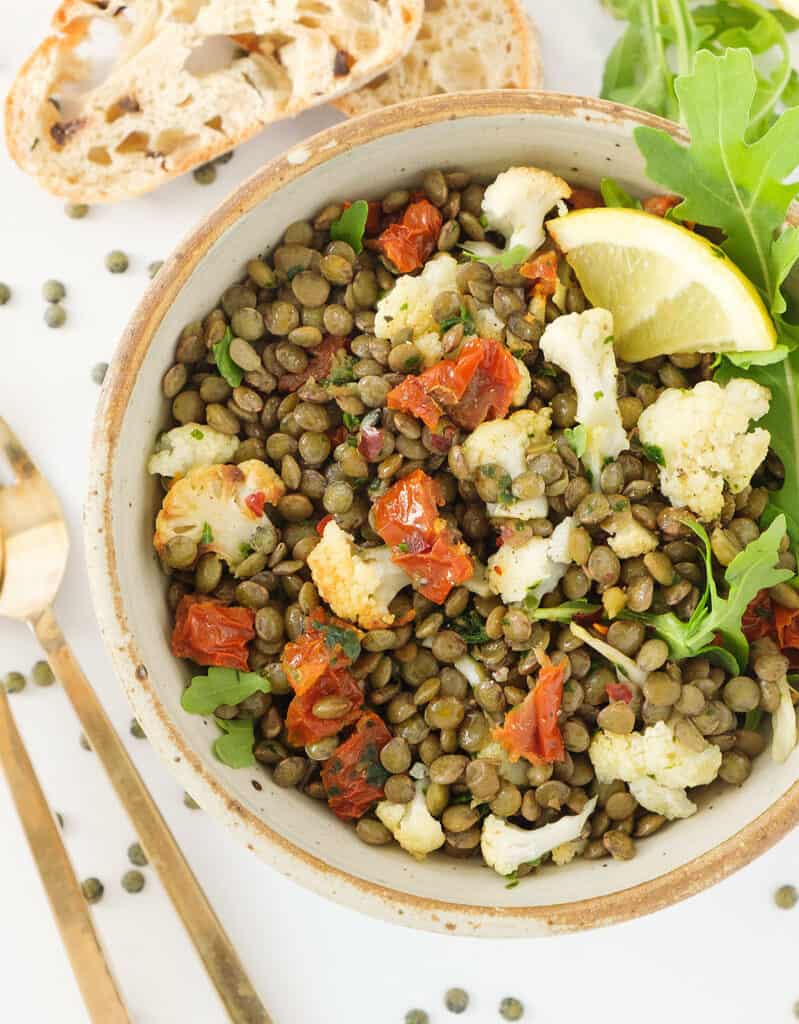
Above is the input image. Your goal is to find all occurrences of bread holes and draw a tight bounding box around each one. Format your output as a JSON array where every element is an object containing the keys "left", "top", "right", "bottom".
[
  {"left": 154, "top": 129, "right": 198, "bottom": 155},
  {"left": 87, "top": 146, "right": 112, "bottom": 166},
  {"left": 183, "top": 35, "right": 241, "bottom": 77},
  {"left": 105, "top": 95, "right": 141, "bottom": 123},
  {"left": 115, "top": 131, "right": 150, "bottom": 154}
]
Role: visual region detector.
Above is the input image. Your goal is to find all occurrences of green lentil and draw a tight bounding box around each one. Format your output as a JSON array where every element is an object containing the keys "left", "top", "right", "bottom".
[
  {"left": 127, "top": 842, "right": 148, "bottom": 867},
  {"left": 44, "top": 304, "right": 67, "bottom": 328},
  {"left": 82, "top": 878, "right": 104, "bottom": 904},
  {"left": 193, "top": 163, "right": 217, "bottom": 185},
  {"left": 91, "top": 362, "right": 109, "bottom": 385},
  {"left": 65, "top": 202, "right": 89, "bottom": 219},
  {"left": 121, "top": 869, "right": 145, "bottom": 893},
  {"left": 183, "top": 791, "right": 200, "bottom": 810},
  {"left": 42, "top": 279, "right": 66, "bottom": 302},
  {"left": 3, "top": 671, "right": 25, "bottom": 693},
  {"left": 0, "top": 284, "right": 9, "bottom": 305},
  {"left": 444, "top": 988, "right": 469, "bottom": 1014},
  {"left": 775, "top": 884, "right": 798, "bottom": 909},
  {"left": 31, "top": 661, "right": 55, "bottom": 687},
  {"left": 148, "top": 260, "right": 164, "bottom": 278},
  {"left": 105, "top": 250, "right": 129, "bottom": 274},
  {"left": 499, "top": 997, "right": 525, "bottom": 1021},
  {"left": 130, "top": 718, "right": 146, "bottom": 739}
]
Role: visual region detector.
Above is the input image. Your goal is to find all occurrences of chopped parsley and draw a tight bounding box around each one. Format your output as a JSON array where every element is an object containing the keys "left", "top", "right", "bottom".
[
  {"left": 438, "top": 305, "right": 476, "bottom": 336},
  {"left": 640, "top": 442, "right": 665, "bottom": 466},
  {"left": 190, "top": 428, "right": 204, "bottom": 440},
  {"left": 452, "top": 609, "right": 490, "bottom": 645},
  {"left": 343, "top": 412, "right": 362, "bottom": 432},
  {"left": 286, "top": 265, "right": 304, "bottom": 280},
  {"left": 312, "top": 620, "right": 361, "bottom": 662},
  {"left": 200, "top": 522, "right": 213, "bottom": 545},
  {"left": 399, "top": 302, "right": 409, "bottom": 311},
  {"left": 322, "top": 354, "right": 357, "bottom": 386},
  {"left": 593, "top": 389, "right": 604, "bottom": 400}
]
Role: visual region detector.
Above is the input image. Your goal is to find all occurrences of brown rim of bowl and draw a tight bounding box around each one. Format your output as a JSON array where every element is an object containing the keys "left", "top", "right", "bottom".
[{"left": 88, "top": 89, "right": 799, "bottom": 935}]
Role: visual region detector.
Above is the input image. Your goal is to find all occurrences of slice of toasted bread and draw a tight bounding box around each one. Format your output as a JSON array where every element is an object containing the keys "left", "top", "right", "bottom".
[
  {"left": 334, "top": 0, "right": 542, "bottom": 117},
  {"left": 6, "top": 0, "right": 423, "bottom": 202}
]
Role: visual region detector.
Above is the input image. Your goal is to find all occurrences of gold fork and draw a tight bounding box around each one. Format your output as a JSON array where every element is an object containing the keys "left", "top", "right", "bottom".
[{"left": 0, "top": 415, "right": 272, "bottom": 1024}]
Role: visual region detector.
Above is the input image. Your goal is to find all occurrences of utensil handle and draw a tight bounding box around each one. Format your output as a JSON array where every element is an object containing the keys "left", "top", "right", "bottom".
[
  {"left": 0, "top": 687, "right": 131, "bottom": 1023},
  {"left": 31, "top": 607, "right": 272, "bottom": 1024}
]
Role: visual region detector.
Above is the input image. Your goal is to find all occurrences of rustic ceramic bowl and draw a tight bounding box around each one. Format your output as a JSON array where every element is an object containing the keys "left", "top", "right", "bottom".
[{"left": 85, "top": 91, "right": 799, "bottom": 937}]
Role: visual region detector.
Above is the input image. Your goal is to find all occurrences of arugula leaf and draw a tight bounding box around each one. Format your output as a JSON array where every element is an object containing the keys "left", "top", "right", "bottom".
[
  {"left": 439, "top": 305, "right": 476, "bottom": 335},
  {"left": 461, "top": 243, "right": 532, "bottom": 269},
  {"left": 528, "top": 600, "right": 601, "bottom": 622},
  {"left": 330, "top": 200, "right": 369, "bottom": 254},
  {"left": 625, "top": 514, "right": 792, "bottom": 670},
  {"left": 213, "top": 717, "right": 256, "bottom": 769},
  {"left": 563, "top": 424, "right": 588, "bottom": 458},
  {"left": 212, "top": 327, "right": 245, "bottom": 388},
  {"left": 312, "top": 620, "right": 361, "bottom": 662},
  {"left": 634, "top": 49, "right": 799, "bottom": 305},
  {"left": 600, "top": 177, "right": 642, "bottom": 209},
  {"left": 452, "top": 609, "right": 490, "bottom": 645},
  {"left": 602, "top": 2, "right": 797, "bottom": 133},
  {"left": 182, "top": 668, "right": 270, "bottom": 715}
]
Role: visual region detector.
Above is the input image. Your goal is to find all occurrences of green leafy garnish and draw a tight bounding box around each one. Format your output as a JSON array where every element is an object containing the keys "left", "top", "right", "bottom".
[
  {"left": 322, "top": 354, "right": 357, "bottom": 386},
  {"left": 343, "top": 412, "right": 362, "bottom": 432},
  {"left": 312, "top": 619, "right": 362, "bottom": 662},
  {"left": 744, "top": 708, "right": 763, "bottom": 730},
  {"left": 190, "top": 428, "right": 204, "bottom": 440},
  {"left": 602, "top": 1, "right": 798, "bottom": 135},
  {"left": 200, "top": 522, "right": 213, "bottom": 545},
  {"left": 528, "top": 600, "right": 601, "bottom": 622},
  {"left": 452, "top": 609, "right": 490, "bottom": 645},
  {"left": 600, "top": 177, "right": 641, "bottom": 209},
  {"left": 212, "top": 327, "right": 245, "bottom": 388},
  {"left": 461, "top": 243, "right": 532, "bottom": 269},
  {"left": 397, "top": 541, "right": 410, "bottom": 554},
  {"left": 634, "top": 48, "right": 799, "bottom": 542},
  {"left": 182, "top": 667, "right": 270, "bottom": 715},
  {"left": 213, "top": 717, "right": 257, "bottom": 768},
  {"left": 438, "top": 305, "right": 476, "bottom": 336},
  {"left": 286, "top": 265, "right": 303, "bottom": 281},
  {"left": 625, "top": 514, "right": 792, "bottom": 671},
  {"left": 330, "top": 200, "right": 369, "bottom": 254},
  {"left": 563, "top": 424, "right": 588, "bottom": 458},
  {"left": 640, "top": 442, "right": 665, "bottom": 466}
]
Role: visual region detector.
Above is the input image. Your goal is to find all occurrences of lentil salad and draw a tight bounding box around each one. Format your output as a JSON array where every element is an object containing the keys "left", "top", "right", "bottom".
[{"left": 146, "top": 70, "right": 799, "bottom": 878}]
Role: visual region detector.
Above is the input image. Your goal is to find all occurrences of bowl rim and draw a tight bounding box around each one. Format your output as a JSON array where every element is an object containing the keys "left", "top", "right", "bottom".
[{"left": 86, "top": 88, "right": 799, "bottom": 936}]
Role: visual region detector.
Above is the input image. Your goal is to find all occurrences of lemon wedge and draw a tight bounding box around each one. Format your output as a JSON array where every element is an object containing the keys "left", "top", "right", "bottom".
[{"left": 547, "top": 208, "right": 776, "bottom": 362}]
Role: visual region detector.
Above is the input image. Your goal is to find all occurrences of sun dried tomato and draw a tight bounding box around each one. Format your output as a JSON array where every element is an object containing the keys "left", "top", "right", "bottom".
[
  {"left": 281, "top": 607, "right": 361, "bottom": 694},
  {"left": 285, "top": 669, "right": 363, "bottom": 746},
  {"left": 171, "top": 595, "right": 254, "bottom": 671},
  {"left": 321, "top": 713, "right": 392, "bottom": 820},
  {"left": 775, "top": 605, "right": 799, "bottom": 670},
  {"left": 377, "top": 199, "right": 443, "bottom": 273},
  {"left": 386, "top": 337, "right": 519, "bottom": 431},
  {"left": 373, "top": 469, "right": 473, "bottom": 604},
  {"left": 567, "top": 188, "right": 603, "bottom": 210},
  {"left": 493, "top": 657, "right": 566, "bottom": 764},
  {"left": 741, "top": 591, "right": 775, "bottom": 644},
  {"left": 520, "top": 250, "right": 559, "bottom": 297},
  {"left": 278, "top": 336, "right": 345, "bottom": 392},
  {"left": 643, "top": 194, "right": 682, "bottom": 218}
]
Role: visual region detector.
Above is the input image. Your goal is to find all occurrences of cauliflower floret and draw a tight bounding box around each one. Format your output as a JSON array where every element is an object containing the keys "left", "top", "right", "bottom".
[
  {"left": 376, "top": 782, "right": 446, "bottom": 860},
  {"left": 771, "top": 675, "right": 797, "bottom": 763},
  {"left": 154, "top": 460, "right": 284, "bottom": 569},
  {"left": 148, "top": 423, "right": 239, "bottom": 478},
  {"left": 628, "top": 777, "right": 697, "bottom": 820},
  {"left": 540, "top": 308, "right": 628, "bottom": 485},
  {"left": 463, "top": 167, "right": 572, "bottom": 262},
  {"left": 464, "top": 561, "right": 492, "bottom": 597},
  {"left": 463, "top": 408, "right": 552, "bottom": 521},
  {"left": 551, "top": 839, "right": 588, "bottom": 866},
  {"left": 488, "top": 517, "right": 574, "bottom": 604},
  {"left": 637, "top": 378, "right": 771, "bottom": 521},
  {"left": 511, "top": 359, "right": 531, "bottom": 407},
  {"left": 589, "top": 720, "right": 722, "bottom": 820},
  {"left": 307, "top": 521, "right": 411, "bottom": 629},
  {"left": 474, "top": 306, "right": 506, "bottom": 341},
  {"left": 480, "top": 797, "right": 597, "bottom": 877},
  {"left": 374, "top": 254, "right": 459, "bottom": 363},
  {"left": 605, "top": 505, "right": 658, "bottom": 559}
]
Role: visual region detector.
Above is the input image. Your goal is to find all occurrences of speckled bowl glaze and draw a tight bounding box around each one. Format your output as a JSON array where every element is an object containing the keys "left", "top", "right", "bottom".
[{"left": 85, "top": 91, "right": 799, "bottom": 937}]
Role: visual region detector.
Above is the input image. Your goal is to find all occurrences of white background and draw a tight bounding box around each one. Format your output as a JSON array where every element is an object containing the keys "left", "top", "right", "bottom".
[{"left": 1, "top": 3, "right": 799, "bottom": 1023}]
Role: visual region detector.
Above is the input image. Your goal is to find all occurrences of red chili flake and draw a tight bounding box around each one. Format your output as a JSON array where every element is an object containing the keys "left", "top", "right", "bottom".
[
  {"left": 606, "top": 681, "right": 633, "bottom": 704},
  {"left": 316, "top": 514, "right": 333, "bottom": 536},
  {"left": 245, "top": 491, "right": 266, "bottom": 517}
]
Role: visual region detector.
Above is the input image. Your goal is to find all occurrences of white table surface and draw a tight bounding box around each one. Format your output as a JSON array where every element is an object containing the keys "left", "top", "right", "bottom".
[{"left": 2, "top": 4, "right": 799, "bottom": 1023}]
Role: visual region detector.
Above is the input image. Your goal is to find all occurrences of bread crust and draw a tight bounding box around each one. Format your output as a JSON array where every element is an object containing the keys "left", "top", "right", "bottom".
[{"left": 5, "top": 0, "right": 424, "bottom": 202}]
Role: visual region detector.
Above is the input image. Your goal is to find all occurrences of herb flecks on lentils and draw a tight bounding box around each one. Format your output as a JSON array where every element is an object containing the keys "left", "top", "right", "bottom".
[{"left": 148, "top": 163, "right": 798, "bottom": 879}]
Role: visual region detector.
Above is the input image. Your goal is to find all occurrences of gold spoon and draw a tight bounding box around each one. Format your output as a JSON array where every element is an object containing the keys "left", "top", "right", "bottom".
[{"left": 0, "top": 415, "right": 271, "bottom": 1023}]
